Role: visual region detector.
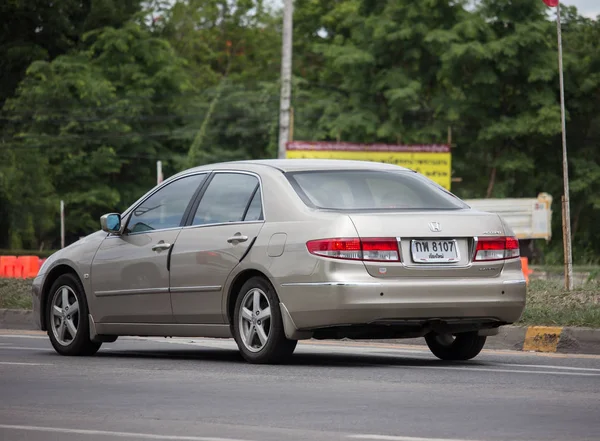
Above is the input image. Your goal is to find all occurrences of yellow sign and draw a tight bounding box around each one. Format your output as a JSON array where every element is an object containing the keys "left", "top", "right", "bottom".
[{"left": 286, "top": 142, "right": 452, "bottom": 190}]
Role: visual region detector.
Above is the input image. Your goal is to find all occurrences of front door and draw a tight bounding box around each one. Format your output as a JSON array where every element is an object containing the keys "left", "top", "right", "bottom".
[
  {"left": 170, "top": 172, "right": 265, "bottom": 324},
  {"left": 91, "top": 173, "right": 208, "bottom": 324}
]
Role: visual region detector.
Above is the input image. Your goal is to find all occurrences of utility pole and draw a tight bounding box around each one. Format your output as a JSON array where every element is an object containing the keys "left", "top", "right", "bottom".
[
  {"left": 277, "top": 0, "right": 293, "bottom": 159},
  {"left": 556, "top": 2, "right": 573, "bottom": 291},
  {"left": 541, "top": 0, "right": 572, "bottom": 290}
]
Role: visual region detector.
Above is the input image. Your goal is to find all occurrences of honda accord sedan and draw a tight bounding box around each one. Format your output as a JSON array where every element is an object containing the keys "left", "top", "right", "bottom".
[{"left": 32, "top": 159, "right": 527, "bottom": 363}]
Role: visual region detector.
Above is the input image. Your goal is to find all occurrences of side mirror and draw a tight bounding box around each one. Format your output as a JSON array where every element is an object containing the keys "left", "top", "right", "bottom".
[{"left": 100, "top": 213, "right": 122, "bottom": 234}]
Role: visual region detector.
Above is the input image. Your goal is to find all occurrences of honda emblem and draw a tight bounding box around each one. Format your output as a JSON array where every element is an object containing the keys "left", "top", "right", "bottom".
[{"left": 428, "top": 222, "right": 442, "bottom": 232}]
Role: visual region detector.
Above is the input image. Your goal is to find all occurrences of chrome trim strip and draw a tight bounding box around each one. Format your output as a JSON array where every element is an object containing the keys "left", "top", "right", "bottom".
[
  {"left": 181, "top": 220, "right": 265, "bottom": 232},
  {"left": 502, "top": 280, "right": 527, "bottom": 286},
  {"left": 280, "top": 282, "right": 383, "bottom": 287},
  {"left": 471, "top": 236, "right": 479, "bottom": 262},
  {"left": 170, "top": 285, "right": 222, "bottom": 293},
  {"left": 94, "top": 287, "right": 169, "bottom": 297},
  {"left": 106, "top": 221, "right": 266, "bottom": 238}
]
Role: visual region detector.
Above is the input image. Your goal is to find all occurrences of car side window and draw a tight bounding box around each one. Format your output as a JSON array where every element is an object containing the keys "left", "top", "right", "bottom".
[
  {"left": 244, "top": 189, "right": 263, "bottom": 222},
  {"left": 193, "top": 173, "right": 261, "bottom": 226},
  {"left": 126, "top": 174, "right": 207, "bottom": 234}
]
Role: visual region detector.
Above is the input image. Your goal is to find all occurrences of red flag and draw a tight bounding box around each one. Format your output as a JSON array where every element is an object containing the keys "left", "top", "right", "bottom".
[{"left": 542, "top": 0, "right": 558, "bottom": 6}]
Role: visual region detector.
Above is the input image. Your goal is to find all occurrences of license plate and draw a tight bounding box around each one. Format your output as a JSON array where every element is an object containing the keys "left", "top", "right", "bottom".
[{"left": 411, "top": 239, "right": 459, "bottom": 263}]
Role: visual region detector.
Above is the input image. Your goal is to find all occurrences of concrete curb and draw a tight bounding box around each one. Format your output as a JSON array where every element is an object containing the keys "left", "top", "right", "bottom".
[
  {"left": 0, "top": 308, "right": 35, "bottom": 330},
  {"left": 1, "top": 308, "right": 600, "bottom": 355}
]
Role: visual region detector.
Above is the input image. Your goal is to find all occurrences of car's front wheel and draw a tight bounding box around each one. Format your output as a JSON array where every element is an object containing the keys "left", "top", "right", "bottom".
[
  {"left": 46, "top": 273, "right": 101, "bottom": 356},
  {"left": 232, "top": 276, "right": 297, "bottom": 364},
  {"left": 425, "top": 331, "right": 486, "bottom": 361}
]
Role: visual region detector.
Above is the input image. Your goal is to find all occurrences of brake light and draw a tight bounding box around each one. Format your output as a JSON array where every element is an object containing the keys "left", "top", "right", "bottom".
[
  {"left": 306, "top": 238, "right": 400, "bottom": 262},
  {"left": 474, "top": 237, "right": 520, "bottom": 261}
]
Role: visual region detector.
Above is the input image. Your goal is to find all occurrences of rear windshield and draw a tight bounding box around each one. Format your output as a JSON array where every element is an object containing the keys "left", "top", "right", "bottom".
[{"left": 287, "top": 170, "right": 468, "bottom": 211}]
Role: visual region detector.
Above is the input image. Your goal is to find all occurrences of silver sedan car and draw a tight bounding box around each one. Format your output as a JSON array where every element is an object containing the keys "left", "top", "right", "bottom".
[{"left": 32, "top": 159, "right": 527, "bottom": 363}]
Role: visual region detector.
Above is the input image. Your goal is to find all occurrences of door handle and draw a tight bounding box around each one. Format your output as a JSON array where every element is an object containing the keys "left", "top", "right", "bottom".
[
  {"left": 227, "top": 234, "right": 248, "bottom": 244},
  {"left": 152, "top": 242, "right": 172, "bottom": 252}
]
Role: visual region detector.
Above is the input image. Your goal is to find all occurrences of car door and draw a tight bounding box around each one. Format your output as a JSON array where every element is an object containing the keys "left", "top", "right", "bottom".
[
  {"left": 91, "top": 173, "right": 208, "bottom": 324},
  {"left": 169, "top": 171, "right": 265, "bottom": 324}
]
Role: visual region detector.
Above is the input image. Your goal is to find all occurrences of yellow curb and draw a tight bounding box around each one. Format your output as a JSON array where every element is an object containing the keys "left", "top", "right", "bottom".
[{"left": 523, "top": 326, "right": 563, "bottom": 352}]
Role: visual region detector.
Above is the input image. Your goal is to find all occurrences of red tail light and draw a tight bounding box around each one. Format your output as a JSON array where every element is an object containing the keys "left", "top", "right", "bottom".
[
  {"left": 306, "top": 238, "right": 400, "bottom": 262},
  {"left": 474, "top": 237, "right": 520, "bottom": 261}
]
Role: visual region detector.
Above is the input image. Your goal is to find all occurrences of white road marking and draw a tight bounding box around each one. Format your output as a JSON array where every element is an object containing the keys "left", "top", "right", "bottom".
[
  {"left": 488, "top": 362, "right": 600, "bottom": 373},
  {"left": 402, "top": 365, "right": 600, "bottom": 377},
  {"left": 0, "top": 346, "right": 49, "bottom": 351},
  {"left": 0, "top": 334, "right": 47, "bottom": 339},
  {"left": 349, "top": 435, "right": 477, "bottom": 441},
  {"left": 0, "top": 424, "right": 249, "bottom": 441},
  {"left": 0, "top": 362, "right": 52, "bottom": 366}
]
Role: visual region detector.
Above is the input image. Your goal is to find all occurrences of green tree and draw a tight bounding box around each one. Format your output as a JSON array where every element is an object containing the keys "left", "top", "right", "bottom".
[
  {"left": 292, "top": 0, "right": 467, "bottom": 144},
  {"left": 3, "top": 22, "right": 192, "bottom": 246},
  {"left": 155, "top": 0, "right": 282, "bottom": 167},
  {"left": 0, "top": 0, "right": 142, "bottom": 106}
]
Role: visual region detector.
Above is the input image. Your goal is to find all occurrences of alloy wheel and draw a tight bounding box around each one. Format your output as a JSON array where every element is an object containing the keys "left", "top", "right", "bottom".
[
  {"left": 50, "top": 285, "right": 80, "bottom": 346},
  {"left": 238, "top": 288, "right": 272, "bottom": 353}
]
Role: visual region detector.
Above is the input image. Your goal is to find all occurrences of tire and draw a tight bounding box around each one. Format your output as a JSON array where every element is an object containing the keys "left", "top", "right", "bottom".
[
  {"left": 46, "top": 273, "right": 101, "bottom": 356},
  {"left": 425, "top": 331, "right": 486, "bottom": 361},
  {"left": 232, "top": 276, "right": 297, "bottom": 364}
]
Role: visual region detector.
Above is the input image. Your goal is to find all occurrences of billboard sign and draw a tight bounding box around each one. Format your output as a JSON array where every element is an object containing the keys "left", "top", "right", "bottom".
[{"left": 286, "top": 141, "right": 452, "bottom": 190}]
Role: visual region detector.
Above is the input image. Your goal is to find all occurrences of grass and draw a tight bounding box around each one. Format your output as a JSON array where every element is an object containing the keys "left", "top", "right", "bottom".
[
  {"left": 0, "top": 278, "right": 33, "bottom": 309},
  {"left": 1, "top": 277, "right": 599, "bottom": 328},
  {"left": 517, "top": 279, "right": 600, "bottom": 328}
]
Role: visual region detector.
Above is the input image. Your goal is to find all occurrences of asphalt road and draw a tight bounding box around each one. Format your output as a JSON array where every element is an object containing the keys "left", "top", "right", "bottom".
[{"left": 0, "top": 331, "right": 599, "bottom": 441}]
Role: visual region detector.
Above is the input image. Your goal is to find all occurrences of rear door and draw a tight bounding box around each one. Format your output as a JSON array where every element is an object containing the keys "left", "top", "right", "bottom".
[{"left": 169, "top": 171, "right": 265, "bottom": 324}]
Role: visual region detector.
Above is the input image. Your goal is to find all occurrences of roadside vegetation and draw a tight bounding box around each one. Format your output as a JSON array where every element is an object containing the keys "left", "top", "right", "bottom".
[
  {"left": 517, "top": 279, "right": 600, "bottom": 328},
  {"left": 2, "top": 278, "right": 599, "bottom": 328},
  {"left": 0, "top": 279, "right": 33, "bottom": 310}
]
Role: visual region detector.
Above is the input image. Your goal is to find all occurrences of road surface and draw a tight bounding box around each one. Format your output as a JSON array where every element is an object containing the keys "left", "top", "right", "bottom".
[{"left": 0, "top": 331, "right": 599, "bottom": 441}]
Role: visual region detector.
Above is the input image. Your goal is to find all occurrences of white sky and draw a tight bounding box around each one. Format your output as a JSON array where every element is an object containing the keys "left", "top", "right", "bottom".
[
  {"left": 267, "top": 0, "right": 598, "bottom": 19},
  {"left": 566, "top": 0, "right": 600, "bottom": 18}
]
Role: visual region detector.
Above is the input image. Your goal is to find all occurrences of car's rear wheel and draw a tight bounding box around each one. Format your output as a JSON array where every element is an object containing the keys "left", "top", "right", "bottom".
[
  {"left": 425, "top": 331, "right": 486, "bottom": 361},
  {"left": 232, "top": 276, "right": 297, "bottom": 364},
  {"left": 47, "top": 274, "right": 101, "bottom": 356}
]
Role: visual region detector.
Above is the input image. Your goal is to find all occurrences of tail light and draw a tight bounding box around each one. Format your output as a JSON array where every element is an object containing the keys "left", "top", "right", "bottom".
[
  {"left": 474, "top": 237, "right": 520, "bottom": 261},
  {"left": 306, "top": 238, "right": 400, "bottom": 262}
]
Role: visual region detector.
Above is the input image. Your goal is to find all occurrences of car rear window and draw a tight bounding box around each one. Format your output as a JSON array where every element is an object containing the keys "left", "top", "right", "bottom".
[{"left": 287, "top": 170, "right": 468, "bottom": 211}]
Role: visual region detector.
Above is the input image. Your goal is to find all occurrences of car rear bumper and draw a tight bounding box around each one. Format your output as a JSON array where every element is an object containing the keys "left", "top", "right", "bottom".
[{"left": 276, "top": 272, "right": 526, "bottom": 332}]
